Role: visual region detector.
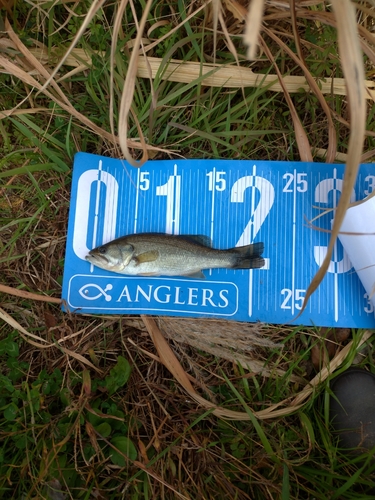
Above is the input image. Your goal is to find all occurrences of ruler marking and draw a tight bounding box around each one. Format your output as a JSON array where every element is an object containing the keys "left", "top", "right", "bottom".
[
  {"left": 173, "top": 164, "right": 180, "bottom": 235},
  {"left": 291, "top": 168, "right": 297, "bottom": 316},
  {"left": 248, "top": 164, "right": 257, "bottom": 317},
  {"left": 134, "top": 169, "right": 140, "bottom": 234},
  {"left": 90, "top": 160, "right": 103, "bottom": 272},
  {"left": 333, "top": 168, "right": 339, "bottom": 322},
  {"left": 66, "top": 155, "right": 375, "bottom": 328},
  {"left": 275, "top": 170, "right": 279, "bottom": 312},
  {"left": 209, "top": 167, "right": 216, "bottom": 275}
]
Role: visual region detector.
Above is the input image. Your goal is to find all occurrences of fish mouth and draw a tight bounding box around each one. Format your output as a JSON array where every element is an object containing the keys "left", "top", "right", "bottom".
[{"left": 85, "top": 252, "right": 108, "bottom": 265}]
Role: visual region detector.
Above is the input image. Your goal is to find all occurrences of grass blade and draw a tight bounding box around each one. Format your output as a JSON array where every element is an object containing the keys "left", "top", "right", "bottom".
[{"left": 300, "top": 0, "right": 366, "bottom": 313}]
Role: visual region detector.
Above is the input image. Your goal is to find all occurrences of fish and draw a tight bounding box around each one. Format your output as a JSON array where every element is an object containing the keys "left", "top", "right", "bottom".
[{"left": 85, "top": 233, "right": 265, "bottom": 279}]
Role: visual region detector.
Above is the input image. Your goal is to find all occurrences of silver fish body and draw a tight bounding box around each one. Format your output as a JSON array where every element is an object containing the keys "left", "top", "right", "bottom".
[{"left": 86, "top": 233, "right": 265, "bottom": 278}]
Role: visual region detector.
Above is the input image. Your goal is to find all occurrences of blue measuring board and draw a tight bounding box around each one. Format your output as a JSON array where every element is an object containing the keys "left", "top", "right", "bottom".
[{"left": 62, "top": 153, "right": 375, "bottom": 328}]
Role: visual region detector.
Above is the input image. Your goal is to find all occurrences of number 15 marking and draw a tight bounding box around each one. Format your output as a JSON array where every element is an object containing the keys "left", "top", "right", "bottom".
[{"left": 207, "top": 171, "right": 226, "bottom": 191}]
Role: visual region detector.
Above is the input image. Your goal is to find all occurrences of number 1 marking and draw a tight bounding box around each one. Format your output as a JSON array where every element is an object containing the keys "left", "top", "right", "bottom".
[{"left": 156, "top": 164, "right": 181, "bottom": 235}]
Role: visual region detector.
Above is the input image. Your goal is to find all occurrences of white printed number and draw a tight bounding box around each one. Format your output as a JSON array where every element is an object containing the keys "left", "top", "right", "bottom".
[
  {"left": 230, "top": 175, "right": 275, "bottom": 247},
  {"left": 139, "top": 172, "right": 150, "bottom": 191},
  {"left": 283, "top": 172, "right": 308, "bottom": 193},
  {"left": 364, "top": 293, "right": 374, "bottom": 314},
  {"left": 207, "top": 171, "right": 226, "bottom": 191},
  {"left": 156, "top": 170, "right": 181, "bottom": 235},
  {"left": 281, "top": 288, "right": 306, "bottom": 310},
  {"left": 364, "top": 176, "right": 375, "bottom": 196}
]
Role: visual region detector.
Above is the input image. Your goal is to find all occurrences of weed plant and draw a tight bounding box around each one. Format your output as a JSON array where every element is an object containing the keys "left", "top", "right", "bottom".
[{"left": 0, "top": 1, "right": 375, "bottom": 499}]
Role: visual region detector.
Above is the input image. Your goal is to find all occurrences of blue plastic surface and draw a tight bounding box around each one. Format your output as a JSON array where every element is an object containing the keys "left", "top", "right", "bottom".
[{"left": 62, "top": 153, "right": 375, "bottom": 327}]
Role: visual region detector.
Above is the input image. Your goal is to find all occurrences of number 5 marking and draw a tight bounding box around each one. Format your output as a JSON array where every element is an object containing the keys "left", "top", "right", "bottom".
[{"left": 139, "top": 171, "right": 150, "bottom": 191}]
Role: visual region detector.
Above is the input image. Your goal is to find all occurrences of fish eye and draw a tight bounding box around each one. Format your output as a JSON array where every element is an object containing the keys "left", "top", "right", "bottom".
[{"left": 98, "top": 246, "right": 107, "bottom": 254}]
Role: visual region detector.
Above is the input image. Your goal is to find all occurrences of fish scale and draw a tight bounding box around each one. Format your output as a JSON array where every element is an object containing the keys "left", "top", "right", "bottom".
[{"left": 86, "top": 233, "right": 265, "bottom": 279}]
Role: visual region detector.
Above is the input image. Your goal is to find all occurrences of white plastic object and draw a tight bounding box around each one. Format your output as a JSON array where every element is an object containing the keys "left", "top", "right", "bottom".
[{"left": 338, "top": 196, "right": 375, "bottom": 307}]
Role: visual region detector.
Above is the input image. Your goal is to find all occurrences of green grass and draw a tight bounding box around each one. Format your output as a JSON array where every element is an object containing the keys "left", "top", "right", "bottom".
[
  {"left": 1, "top": 324, "right": 374, "bottom": 499},
  {"left": 1, "top": 1, "right": 375, "bottom": 499}
]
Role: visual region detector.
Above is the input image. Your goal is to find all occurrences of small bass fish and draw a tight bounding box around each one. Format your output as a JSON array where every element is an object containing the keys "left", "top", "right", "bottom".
[{"left": 86, "top": 233, "right": 265, "bottom": 279}]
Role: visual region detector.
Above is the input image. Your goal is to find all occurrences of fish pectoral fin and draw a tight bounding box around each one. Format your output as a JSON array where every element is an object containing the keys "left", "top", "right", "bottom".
[
  {"left": 183, "top": 271, "right": 206, "bottom": 279},
  {"left": 133, "top": 250, "right": 159, "bottom": 266}
]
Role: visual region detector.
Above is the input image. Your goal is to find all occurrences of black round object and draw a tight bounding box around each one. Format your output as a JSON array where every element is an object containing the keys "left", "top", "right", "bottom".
[{"left": 330, "top": 368, "right": 375, "bottom": 451}]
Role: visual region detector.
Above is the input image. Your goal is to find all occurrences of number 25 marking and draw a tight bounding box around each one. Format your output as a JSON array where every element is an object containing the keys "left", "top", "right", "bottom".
[
  {"left": 283, "top": 172, "right": 308, "bottom": 193},
  {"left": 281, "top": 288, "right": 305, "bottom": 310}
]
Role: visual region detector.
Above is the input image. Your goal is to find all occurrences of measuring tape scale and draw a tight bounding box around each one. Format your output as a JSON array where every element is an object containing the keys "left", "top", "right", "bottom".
[{"left": 62, "top": 154, "right": 375, "bottom": 327}]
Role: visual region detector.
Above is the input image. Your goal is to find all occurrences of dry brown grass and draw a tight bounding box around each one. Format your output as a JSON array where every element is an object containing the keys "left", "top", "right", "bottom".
[{"left": 0, "top": 0, "right": 375, "bottom": 497}]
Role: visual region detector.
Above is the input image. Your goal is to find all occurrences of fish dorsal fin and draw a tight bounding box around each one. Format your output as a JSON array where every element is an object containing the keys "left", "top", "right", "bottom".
[
  {"left": 179, "top": 235, "right": 212, "bottom": 247},
  {"left": 134, "top": 250, "right": 159, "bottom": 265}
]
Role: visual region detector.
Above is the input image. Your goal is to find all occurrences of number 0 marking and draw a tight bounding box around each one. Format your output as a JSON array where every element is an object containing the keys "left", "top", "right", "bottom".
[{"left": 73, "top": 165, "right": 118, "bottom": 261}]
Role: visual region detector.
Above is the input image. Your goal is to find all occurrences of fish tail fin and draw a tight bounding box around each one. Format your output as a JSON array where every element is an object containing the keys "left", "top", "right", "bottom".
[{"left": 230, "top": 242, "right": 265, "bottom": 269}]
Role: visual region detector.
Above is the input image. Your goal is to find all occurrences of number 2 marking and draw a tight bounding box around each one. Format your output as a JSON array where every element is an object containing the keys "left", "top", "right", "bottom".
[{"left": 230, "top": 173, "right": 275, "bottom": 248}]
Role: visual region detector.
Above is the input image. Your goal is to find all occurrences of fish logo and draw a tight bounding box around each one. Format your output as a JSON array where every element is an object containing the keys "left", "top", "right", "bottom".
[{"left": 78, "top": 283, "right": 113, "bottom": 302}]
